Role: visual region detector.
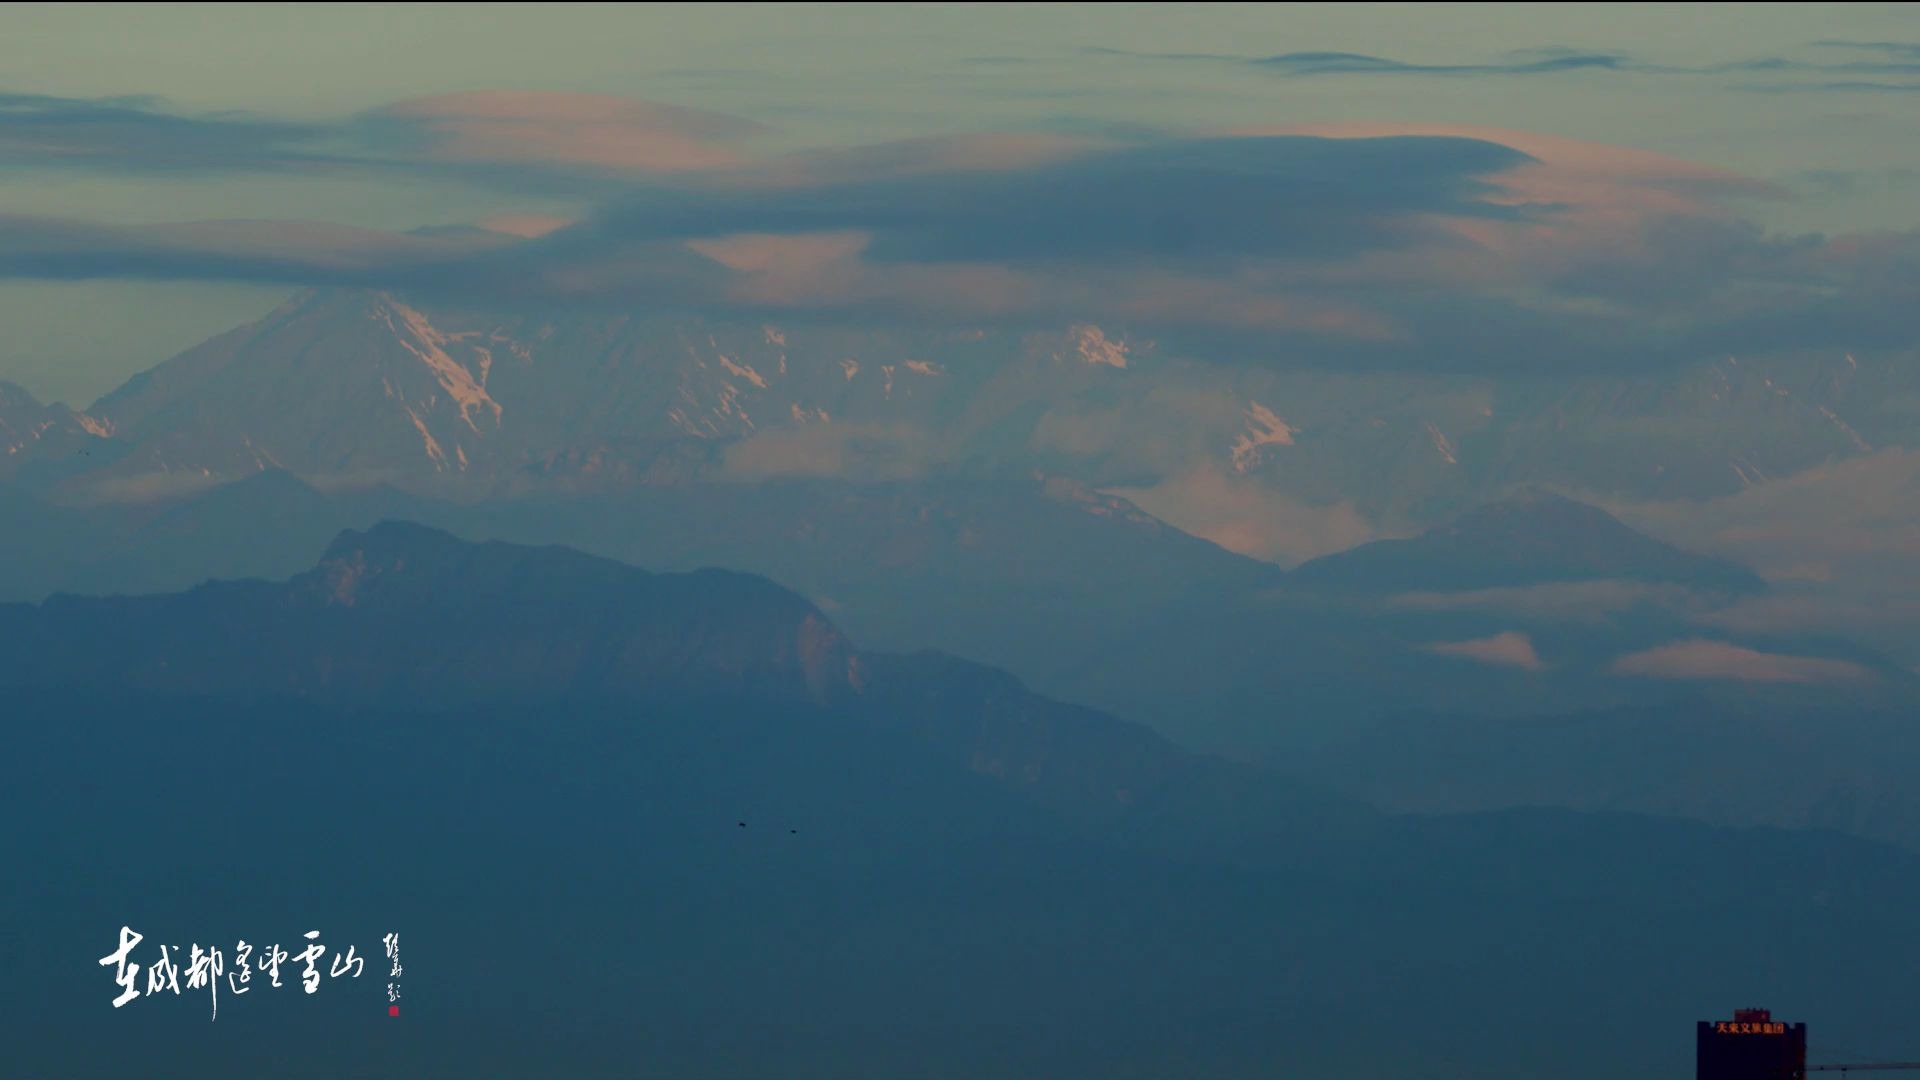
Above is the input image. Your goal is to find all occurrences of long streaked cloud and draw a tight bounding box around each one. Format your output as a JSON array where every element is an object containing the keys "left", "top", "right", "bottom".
[
  {"left": 1253, "top": 51, "right": 1633, "bottom": 77},
  {"left": 0, "top": 90, "right": 1916, "bottom": 376},
  {"left": 359, "top": 91, "right": 769, "bottom": 175},
  {"left": 1814, "top": 40, "right": 1920, "bottom": 59},
  {"left": 0, "top": 91, "right": 334, "bottom": 174},
  {"left": 1421, "top": 631, "right": 1544, "bottom": 671},
  {"left": 1611, "top": 638, "right": 1872, "bottom": 684},
  {"left": 0, "top": 89, "right": 766, "bottom": 188},
  {"left": 0, "top": 128, "right": 1536, "bottom": 333},
  {"left": 0, "top": 212, "right": 730, "bottom": 302},
  {"left": 563, "top": 134, "right": 1531, "bottom": 265},
  {"left": 1081, "top": 42, "right": 1920, "bottom": 93}
]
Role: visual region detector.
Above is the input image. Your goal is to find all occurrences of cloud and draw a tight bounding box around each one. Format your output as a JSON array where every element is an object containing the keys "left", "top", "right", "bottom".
[
  {"left": 1613, "top": 449, "right": 1920, "bottom": 576},
  {"left": 718, "top": 422, "right": 935, "bottom": 482},
  {"left": 1082, "top": 45, "right": 1638, "bottom": 76},
  {"left": 1387, "top": 580, "right": 1697, "bottom": 624},
  {"left": 0, "top": 89, "right": 766, "bottom": 190},
  {"left": 579, "top": 134, "right": 1532, "bottom": 265},
  {"left": 0, "top": 214, "right": 508, "bottom": 283},
  {"left": 0, "top": 91, "right": 334, "bottom": 174},
  {"left": 0, "top": 97, "right": 1915, "bottom": 379},
  {"left": 1089, "top": 42, "right": 1920, "bottom": 91},
  {"left": 0, "top": 127, "right": 1541, "bottom": 337},
  {"left": 1698, "top": 592, "right": 1920, "bottom": 671},
  {"left": 361, "top": 91, "right": 767, "bottom": 175},
  {"left": 60, "top": 470, "right": 230, "bottom": 505},
  {"left": 1606, "top": 450, "right": 1920, "bottom": 668},
  {"left": 749, "top": 132, "right": 1110, "bottom": 186},
  {"left": 0, "top": 212, "right": 733, "bottom": 307},
  {"left": 1420, "top": 631, "right": 1543, "bottom": 670},
  {"left": 1737, "top": 80, "right": 1920, "bottom": 94},
  {"left": 1814, "top": 40, "right": 1920, "bottom": 59},
  {"left": 1253, "top": 51, "right": 1633, "bottom": 77},
  {"left": 475, "top": 214, "right": 576, "bottom": 239},
  {"left": 1611, "top": 639, "right": 1871, "bottom": 684},
  {"left": 412, "top": 130, "right": 1547, "bottom": 339},
  {"left": 1108, "top": 463, "right": 1374, "bottom": 565}
]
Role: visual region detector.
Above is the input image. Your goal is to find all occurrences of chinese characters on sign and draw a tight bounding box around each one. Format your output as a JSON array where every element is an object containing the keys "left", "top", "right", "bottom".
[
  {"left": 99, "top": 926, "right": 384, "bottom": 1021},
  {"left": 1713, "top": 1021, "right": 1789, "bottom": 1035}
]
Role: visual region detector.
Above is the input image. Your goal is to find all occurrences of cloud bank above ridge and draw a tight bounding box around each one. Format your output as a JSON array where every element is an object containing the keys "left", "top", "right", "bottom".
[{"left": 0, "top": 87, "right": 1915, "bottom": 377}]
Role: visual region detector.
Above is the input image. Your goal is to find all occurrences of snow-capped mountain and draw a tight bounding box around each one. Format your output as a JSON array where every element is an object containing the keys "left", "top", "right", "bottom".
[
  {"left": 0, "top": 380, "right": 111, "bottom": 482},
  {"left": 12, "top": 288, "right": 1912, "bottom": 537},
  {"left": 69, "top": 289, "right": 1143, "bottom": 494}
]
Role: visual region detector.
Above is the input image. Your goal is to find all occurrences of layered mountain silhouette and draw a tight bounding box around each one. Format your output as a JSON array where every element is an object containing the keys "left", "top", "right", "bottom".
[
  {"left": 5, "top": 525, "right": 1920, "bottom": 1079},
  {"left": 8, "top": 471, "right": 1894, "bottom": 780},
  {"left": 1, "top": 521, "right": 860, "bottom": 706},
  {"left": 0, "top": 521, "right": 1304, "bottom": 831}
]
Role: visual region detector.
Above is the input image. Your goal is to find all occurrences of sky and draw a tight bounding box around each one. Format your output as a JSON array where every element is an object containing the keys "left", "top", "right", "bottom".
[{"left": 3, "top": 2, "right": 1920, "bottom": 404}]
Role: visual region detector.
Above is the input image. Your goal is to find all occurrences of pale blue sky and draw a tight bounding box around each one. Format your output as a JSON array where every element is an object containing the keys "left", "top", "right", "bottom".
[{"left": 3, "top": 2, "right": 1919, "bottom": 404}]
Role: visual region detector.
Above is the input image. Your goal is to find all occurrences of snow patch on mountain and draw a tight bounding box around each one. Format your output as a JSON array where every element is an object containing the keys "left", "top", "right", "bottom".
[
  {"left": 405, "top": 407, "right": 451, "bottom": 471},
  {"left": 1819, "top": 405, "right": 1872, "bottom": 453},
  {"left": 1070, "top": 325, "right": 1128, "bottom": 369},
  {"left": 1230, "top": 401, "right": 1297, "bottom": 473},
  {"left": 238, "top": 434, "right": 283, "bottom": 472},
  {"left": 374, "top": 295, "right": 503, "bottom": 432},
  {"left": 75, "top": 413, "right": 115, "bottom": 438},
  {"left": 717, "top": 354, "right": 770, "bottom": 389}
]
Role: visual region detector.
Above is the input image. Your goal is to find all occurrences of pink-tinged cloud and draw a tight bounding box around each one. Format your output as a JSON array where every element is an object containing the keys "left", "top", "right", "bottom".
[
  {"left": 477, "top": 214, "right": 575, "bottom": 239},
  {"left": 1242, "top": 122, "right": 1770, "bottom": 210},
  {"left": 1420, "top": 631, "right": 1543, "bottom": 670},
  {"left": 687, "top": 232, "right": 1033, "bottom": 315},
  {"left": 1110, "top": 463, "right": 1374, "bottom": 565},
  {"left": 15, "top": 109, "right": 1902, "bottom": 365},
  {"left": 687, "top": 231, "right": 870, "bottom": 276},
  {"left": 1611, "top": 638, "right": 1871, "bottom": 684},
  {"left": 752, "top": 132, "right": 1112, "bottom": 188},
  {"left": 1223, "top": 122, "right": 1778, "bottom": 292},
  {"left": 375, "top": 91, "right": 766, "bottom": 173},
  {"left": 680, "top": 230, "right": 1401, "bottom": 338}
]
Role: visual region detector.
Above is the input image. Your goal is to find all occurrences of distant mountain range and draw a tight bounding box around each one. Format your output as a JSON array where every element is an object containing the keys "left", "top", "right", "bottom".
[
  {"left": 4, "top": 288, "right": 1913, "bottom": 530},
  {"left": 4, "top": 282, "right": 1917, "bottom": 946},
  {"left": 2, "top": 465, "right": 1905, "bottom": 765},
  {"left": 0, "top": 378, "right": 110, "bottom": 485},
  {"left": 6, "top": 525, "right": 1920, "bottom": 1079},
  {"left": 0, "top": 520, "right": 1299, "bottom": 834}
]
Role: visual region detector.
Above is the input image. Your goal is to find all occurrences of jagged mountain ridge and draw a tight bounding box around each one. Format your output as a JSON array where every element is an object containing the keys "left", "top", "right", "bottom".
[
  {"left": 8, "top": 287, "right": 1908, "bottom": 524},
  {"left": 0, "top": 520, "right": 860, "bottom": 705},
  {"left": 0, "top": 520, "right": 1281, "bottom": 827},
  {"left": 0, "top": 379, "right": 112, "bottom": 484},
  {"left": 68, "top": 288, "right": 1142, "bottom": 492}
]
